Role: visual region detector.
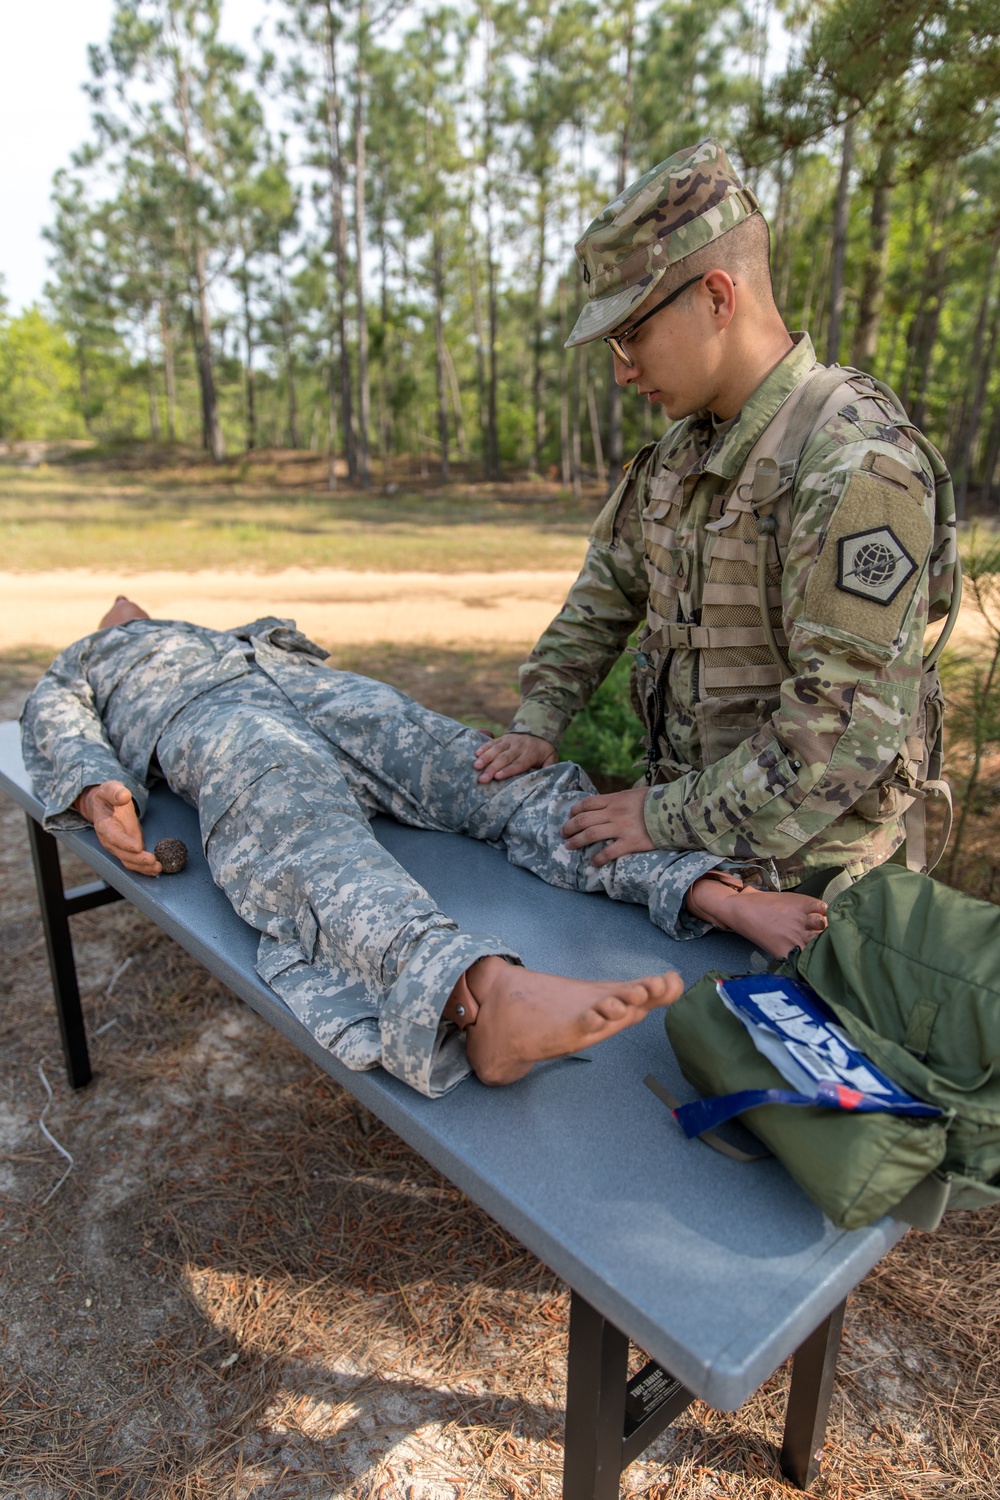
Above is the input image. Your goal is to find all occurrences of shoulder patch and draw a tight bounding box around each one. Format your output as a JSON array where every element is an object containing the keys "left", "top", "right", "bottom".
[
  {"left": 837, "top": 527, "right": 916, "bottom": 604},
  {"left": 803, "top": 469, "right": 932, "bottom": 656}
]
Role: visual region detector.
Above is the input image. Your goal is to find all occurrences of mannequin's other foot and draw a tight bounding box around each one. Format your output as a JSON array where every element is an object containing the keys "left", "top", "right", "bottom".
[{"left": 686, "top": 877, "right": 827, "bottom": 959}]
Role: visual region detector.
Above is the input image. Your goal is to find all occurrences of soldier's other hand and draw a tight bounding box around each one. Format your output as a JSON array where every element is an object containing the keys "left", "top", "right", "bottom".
[
  {"left": 474, "top": 732, "right": 558, "bottom": 783},
  {"left": 74, "top": 781, "right": 162, "bottom": 876},
  {"left": 561, "top": 787, "right": 654, "bottom": 867}
]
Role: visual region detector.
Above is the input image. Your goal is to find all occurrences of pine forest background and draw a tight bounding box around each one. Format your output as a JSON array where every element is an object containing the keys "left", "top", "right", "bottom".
[{"left": 3, "top": 0, "right": 1000, "bottom": 510}]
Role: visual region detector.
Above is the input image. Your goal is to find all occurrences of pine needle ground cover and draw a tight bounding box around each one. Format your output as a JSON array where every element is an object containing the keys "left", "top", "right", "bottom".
[{"left": 2, "top": 654, "right": 1000, "bottom": 1500}]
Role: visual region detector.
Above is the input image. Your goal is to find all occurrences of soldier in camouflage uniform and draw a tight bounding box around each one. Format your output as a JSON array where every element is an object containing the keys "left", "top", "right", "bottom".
[
  {"left": 475, "top": 139, "right": 946, "bottom": 895},
  {"left": 23, "top": 600, "right": 826, "bottom": 1097}
]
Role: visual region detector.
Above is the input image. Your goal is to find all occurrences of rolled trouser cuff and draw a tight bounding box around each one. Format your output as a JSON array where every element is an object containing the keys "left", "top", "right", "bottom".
[
  {"left": 641, "top": 853, "right": 778, "bottom": 939},
  {"left": 650, "top": 851, "right": 727, "bottom": 938},
  {"left": 381, "top": 929, "right": 520, "bottom": 1097}
]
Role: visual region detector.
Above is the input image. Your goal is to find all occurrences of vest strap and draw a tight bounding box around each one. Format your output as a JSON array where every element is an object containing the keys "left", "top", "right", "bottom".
[
  {"left": 644, "top": 623, "right": 786, "bottom": 653},
  {"left": 703, "top": 580, "right": 783, "bottom": 608},
  {"left": 703, "top": 663, "right": 786, "bottom": 690}
]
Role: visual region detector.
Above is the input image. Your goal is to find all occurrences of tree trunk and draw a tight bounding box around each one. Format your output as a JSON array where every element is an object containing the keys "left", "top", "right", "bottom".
[
  {"left": 327, "top": 346, "right": 339, "bottom": 493},
  {"left": 587, "top": 376, "right": 607, "bottom": 488},
  {"left": 900, "top": 173, "right": 951, "bottom": 419},
  {"left": 851, "top": 132, "right": 896, "bottom": 369},
  {"left": 476, "top": 3, "right": 500, "bottom": 480},
  {"left": 238, "top": 252, "right": 256, "bottom": 452},
  {"left": 194, "top": 250, "right": 224, "bottom": 460},
  {"left": 177, "top": 57, "right": 223, "bottom": 461},
  {"left": 276, "top": 257, "right": 299, "bottom": 449},
  {"left": 354, "top": 0, "right": 370, "bottom": 487},
  {"left": 532, "top": 185, "right": 547, "bottom": 474},
  {"left": 467, "top": 207, "right": 488, "bottom": 472},
  {"left": 982, "top": 395, "right": 1000, "bottom": 511},
  {"left": 801, "top": 226, "right": 831, "bottom": 339},
  {"left": 825, "top": 114, "right": 855, "bottom": 365},
  {"left": 379, "top": 226, "right": 392, "bottom": 483},
  {"left": 433, "top": 230, "right": 449, "bottom": 484},
  {"left": 606, "top": 10, "right": 635, "bottom": 485},
  {"left": 324, "top": 1, "right": 356, "bottom": 482},
  {"left": 559, "top": 278, "right": 571, "bottom": 486},
  {"left": 443, "top": 342, "right": 468, "bottom": 455},
  {"left": 953, "top": 228, "right": 1000, "bottom": 515},
  {"left": 145, "top": 315, "right": 161, "bottom": 441},
  {"left": 188, "top": 306, "right": 208, "bottom": 452},
  {"left": 772, "top": 149, "right": 793, "bottom": 316},
  {"left": 159, "top": 297, "right": 177, "bottom": 443},
  {"left": 884, "top": 188, "right": 921, "bottom": 382},
  {"left": 906, "top": 183, "right": 956, "bottom": 430}
]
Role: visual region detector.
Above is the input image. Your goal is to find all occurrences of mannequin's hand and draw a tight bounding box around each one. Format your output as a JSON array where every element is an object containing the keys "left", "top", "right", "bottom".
[{"left": 75, "top": 782, "right": 162, "bottom": 876}]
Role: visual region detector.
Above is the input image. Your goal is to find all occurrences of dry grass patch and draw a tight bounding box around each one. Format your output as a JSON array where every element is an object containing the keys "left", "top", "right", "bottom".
[{"left": 0, "top": 458, "right": 599, "bottom": 575}]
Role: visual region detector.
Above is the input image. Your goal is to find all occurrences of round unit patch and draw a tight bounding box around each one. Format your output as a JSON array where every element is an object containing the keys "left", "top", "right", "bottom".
[{"left": 836, "top": 527, "right": 917, "bottom": 606}]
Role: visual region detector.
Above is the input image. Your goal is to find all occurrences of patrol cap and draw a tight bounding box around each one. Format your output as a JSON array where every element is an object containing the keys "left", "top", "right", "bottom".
[{"left": 565, "top": 138, "right": 759, "bottom": 349}]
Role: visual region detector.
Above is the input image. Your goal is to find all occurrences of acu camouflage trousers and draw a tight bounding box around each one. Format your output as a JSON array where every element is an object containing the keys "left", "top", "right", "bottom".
[{"left": 155, "top": 666, "right": 723, "bottom": 1095}]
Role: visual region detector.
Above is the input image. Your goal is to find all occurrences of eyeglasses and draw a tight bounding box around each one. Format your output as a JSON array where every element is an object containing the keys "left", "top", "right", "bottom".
[{"left": 603, "top": 273, "right": 705, "bottom": 366}]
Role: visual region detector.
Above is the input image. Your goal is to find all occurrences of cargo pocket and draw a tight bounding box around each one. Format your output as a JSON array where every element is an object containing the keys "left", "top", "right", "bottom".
[
  {"left": 695, "top": 695, "right": 775, "bottom": 764},
  {"left": 197, "top": 739, "right": 286, "bottom": 854},
  {"left": 404, "top": 706, "right": 472, "bottom": 748},
  {"left": 255, "top": 901, "right": 318, "bottom": 983}
]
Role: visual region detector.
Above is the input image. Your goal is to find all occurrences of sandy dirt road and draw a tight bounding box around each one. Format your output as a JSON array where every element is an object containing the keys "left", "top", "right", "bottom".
[
  {"left": 2, "top": 566, "right": 989, "bottom": 657},
  {"left": 0, "top": 568, "right": 579, "bottom": 652}
]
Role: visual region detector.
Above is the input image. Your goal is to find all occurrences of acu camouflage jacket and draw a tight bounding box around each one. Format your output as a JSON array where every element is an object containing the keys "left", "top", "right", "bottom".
[
  {"left": 20, "top": 616, "right": 329, "bottom": 831},
  {"left": 511, "top": 335, "right": 940, "bottom": 887}
]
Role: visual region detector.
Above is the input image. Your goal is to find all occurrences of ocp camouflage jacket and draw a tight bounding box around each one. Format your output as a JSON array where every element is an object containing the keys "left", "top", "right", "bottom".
[{"left": 510, "top": 335, "right": 939, "bottom": 887}]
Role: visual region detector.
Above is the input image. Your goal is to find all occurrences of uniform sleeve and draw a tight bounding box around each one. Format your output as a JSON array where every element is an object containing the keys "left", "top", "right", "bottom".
[
  {"left": 20, "top": 643, "right": 149, "bottom": 831},
  {"left": 509, "top": 474, "right": 651, "bottom": 745},
  {"left": 643, "top": 429, "right": 936, "bottom": 860}
]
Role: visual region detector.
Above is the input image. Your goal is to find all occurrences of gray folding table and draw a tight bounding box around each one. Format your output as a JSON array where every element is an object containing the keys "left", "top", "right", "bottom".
[{"left": 0, "top": 719, "right": 906, "bottom": 1496}]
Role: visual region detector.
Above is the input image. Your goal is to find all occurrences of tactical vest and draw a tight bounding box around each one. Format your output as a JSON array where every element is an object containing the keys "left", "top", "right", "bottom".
[{"left": 616, "top": 365, "right": 959, "bottom": 873}]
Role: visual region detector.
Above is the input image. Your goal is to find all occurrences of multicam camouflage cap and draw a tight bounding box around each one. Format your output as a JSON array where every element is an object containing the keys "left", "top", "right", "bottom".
[{"left": 565, "top": 138, "right": 759, "bottom": 349}]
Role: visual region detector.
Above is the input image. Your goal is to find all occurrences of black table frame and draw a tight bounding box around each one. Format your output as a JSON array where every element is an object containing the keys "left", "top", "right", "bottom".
[{"left": 23, "top": 813, "right": 844, "bottom": 1496}]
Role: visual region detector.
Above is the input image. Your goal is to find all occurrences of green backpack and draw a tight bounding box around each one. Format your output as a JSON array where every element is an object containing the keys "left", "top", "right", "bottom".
[{"left": 661, "top": 864, "right": 1000, "bottom": 1231}]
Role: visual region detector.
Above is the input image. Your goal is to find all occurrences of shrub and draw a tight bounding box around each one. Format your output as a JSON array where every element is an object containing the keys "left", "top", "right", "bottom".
[{"left": 560, "top": 655, "right": 645, "bottom": 785}]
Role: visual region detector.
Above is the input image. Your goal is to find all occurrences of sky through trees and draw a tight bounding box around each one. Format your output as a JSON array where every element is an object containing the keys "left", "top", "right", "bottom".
[{"left": 1, "top": 0, "right": 999, "bottom": 510}]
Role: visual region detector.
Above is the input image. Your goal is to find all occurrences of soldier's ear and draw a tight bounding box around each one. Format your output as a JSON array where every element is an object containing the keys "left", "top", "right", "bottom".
[{"left": 702, "top": 270, "right": 736, "bottom": 327}]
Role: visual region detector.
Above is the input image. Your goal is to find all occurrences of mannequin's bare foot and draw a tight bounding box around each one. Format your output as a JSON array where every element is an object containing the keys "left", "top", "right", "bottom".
[
  {"left": 686, "top": 876, "right": 827, "bottom": 959},
  {"left": 459, "top": 957, "right": 683, "bottom": 1086}
]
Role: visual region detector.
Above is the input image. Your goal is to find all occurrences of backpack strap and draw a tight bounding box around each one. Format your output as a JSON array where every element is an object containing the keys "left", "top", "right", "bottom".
[
  {"left": 643, "top": 1074, "right": 770, "bottom": 1162},
  {"left": 891, "top": 1169, "right": 954, "bottom": 1232}
]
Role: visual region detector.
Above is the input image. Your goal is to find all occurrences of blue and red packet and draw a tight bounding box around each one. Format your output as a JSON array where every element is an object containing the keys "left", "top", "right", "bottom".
[{"left": 672, "top": 974, "right": 942, "bottom": 1140}]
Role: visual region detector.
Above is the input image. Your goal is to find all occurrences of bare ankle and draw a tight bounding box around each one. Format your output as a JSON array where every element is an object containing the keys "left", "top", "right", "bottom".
[
  {"left": 686, "top": 872, "right": 744, "bottom": 928},
  {"left": 442, "top": 955, "right": 511, "bottom": 1029}
]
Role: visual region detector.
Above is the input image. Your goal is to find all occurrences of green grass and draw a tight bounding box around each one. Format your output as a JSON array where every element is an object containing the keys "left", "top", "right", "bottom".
[{"left": 0, "top": 467, "right": 596, "bottom": 573}]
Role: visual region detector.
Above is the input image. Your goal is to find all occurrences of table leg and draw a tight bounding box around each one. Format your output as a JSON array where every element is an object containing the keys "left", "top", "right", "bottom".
[
  {"left": 562, "top": 1291, "right": 630, "bottom": 1500},
  {"left": 562, "top": 1291, "right": 694, "bottom": 1499},
  {"left": 780, "top": 1298, "right": 846, "bottom": 1489},
  {"left": 26, "top": 817, "right": 92, "bottom": 1090}
]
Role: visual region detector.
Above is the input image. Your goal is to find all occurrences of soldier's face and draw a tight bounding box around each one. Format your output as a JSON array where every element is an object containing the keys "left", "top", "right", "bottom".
[{"left": 607, "top": 273, "right": 732, "bottom": 419}]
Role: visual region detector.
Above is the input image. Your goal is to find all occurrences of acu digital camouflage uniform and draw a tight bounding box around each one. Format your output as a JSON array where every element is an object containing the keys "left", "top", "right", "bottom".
[
  {"left": 21, "top": 617, "right": 742, "bottom": 1097},
  {"left": 512, "top": 140, "right": 946, "bottom": 889}
]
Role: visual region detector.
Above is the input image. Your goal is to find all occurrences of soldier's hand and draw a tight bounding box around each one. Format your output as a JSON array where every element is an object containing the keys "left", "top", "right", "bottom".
[
  {"left": 474, "top": 732, "right": 558, "bottom": 783},
  {"left": 561, "top": 787, "right": 654, "bottom": 867},
  {"left": 74, "top": 781, "right": 162, "bottom": 876}
]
